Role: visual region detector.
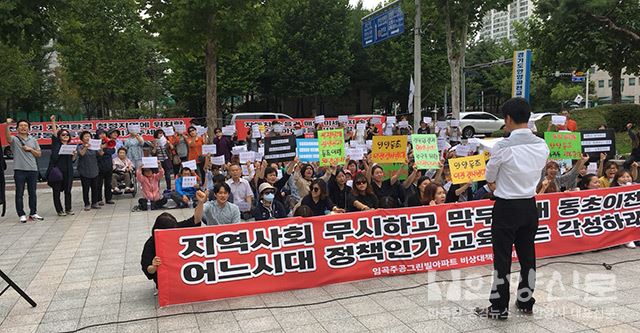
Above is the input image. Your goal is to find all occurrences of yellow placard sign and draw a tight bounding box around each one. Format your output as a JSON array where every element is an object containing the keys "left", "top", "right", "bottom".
[
  {"left": 449, "top": 155, "right": 486, "bottom": 185},
  {"left": 372, "top": 135, "right": 407, "bottom": 163}
]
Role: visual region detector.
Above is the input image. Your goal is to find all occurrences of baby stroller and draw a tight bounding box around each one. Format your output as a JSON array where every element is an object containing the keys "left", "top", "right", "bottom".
[{"left": 112, "top": 170, "right": 137, "bottom": 197}]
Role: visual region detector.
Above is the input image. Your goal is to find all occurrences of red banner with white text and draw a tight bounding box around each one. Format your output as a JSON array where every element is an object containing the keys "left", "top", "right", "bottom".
[
  {"left": 1, "top": 118, "right": 191, "bottom": 146},
  {"left": 156, "top": 185, "right": 640, "bottom": 307},
  {"left": 234, "top": 116, "right": 385, "bottom": 141}
]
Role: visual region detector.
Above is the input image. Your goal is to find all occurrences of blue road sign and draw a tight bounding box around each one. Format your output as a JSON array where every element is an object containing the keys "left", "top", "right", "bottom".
[
  {"left": 572, "top": 75, "right": 586, "bottom": 83},
  {"left": 362, "top": 3, "right": 405, "bottom": 48}
]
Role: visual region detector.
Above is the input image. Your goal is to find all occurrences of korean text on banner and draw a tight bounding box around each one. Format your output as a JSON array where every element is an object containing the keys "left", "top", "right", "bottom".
[
  {"left": 545, "top": 132, "right": 582, "bottom": 159},
  {"left": 372, "top": 135, "right": 407, "bottom": 164},
  {"left": 296, "top": 139, "right": 319, "bottom": 162},
  {"left": 411, "top": 134, "right": 439, "bottom": 169},
  {"left": 318, "top": 129, "right": 345, "bottom": 166},
  {"left": 449, "top": 155, "right": 486, "bottom": 184},
  {"left": 156, "top": 185, "right": 640, "bottom": 307}
]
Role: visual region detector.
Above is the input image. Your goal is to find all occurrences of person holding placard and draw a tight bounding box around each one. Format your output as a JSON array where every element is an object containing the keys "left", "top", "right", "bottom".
[
  {"left": 77, "top": 130, "right": 104, "bottom": 211},
  {"left": 417, "top": 120, "right": 431, "bottom": 134},
  {"left": 447, "top": 121, "right": 462, "bottom": 144},
  {"left": 172, "top": 167, "right": 200, "bottom": 208},
  {"left": 47, "top": 115, "right": 76, "bottom": 216},
  {"left": 5, "top": 118, "right": 42, "bottom": 222},
  {"left": 547, "top": 109, "right": 578, "bottom": 132},
  {"left": 183, "top": 126, "right": 204, "bottom": 161},
  {"left": 136, "top": 160, "right": 168, "bottom": 210},
  {"left": 213, "top": 127, "right": 233, "bottom": 162},
  {"left": 475, "top": 98, "right": 549, "bottom": 321},
  {"left": 96, "top": 129, "right": 115, "bottom": 205},
  {"left": 327, "top": 169, "right": 351, "bottom": 210},
  {"left": 367, "top": 163, "right": 404, "bottom": 208},
  {"left": 151, "top": 129, "right": 173, "bottom": 190},
  {"left": 112, "top": 147, "right": 135, "bottom": 193},
  {"left": 124, "top": 127, "right": 144, "bottom": 169},
  {"left": 169, "top": 127, "right": 188, "bottom": 174}
]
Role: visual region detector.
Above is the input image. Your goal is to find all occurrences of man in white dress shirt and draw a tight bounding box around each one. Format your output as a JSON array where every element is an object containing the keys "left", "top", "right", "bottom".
[{"left": 475, "top": 98, "right": 549, "bottom": 320}]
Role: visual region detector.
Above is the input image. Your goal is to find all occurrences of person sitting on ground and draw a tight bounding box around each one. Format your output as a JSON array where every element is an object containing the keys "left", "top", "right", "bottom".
[
  {"left": 112, "top": 147, "right": 134, "bottom": 193},
  {"left": 299, "top": 179, "right": 344, "bottom": 216},
  {"left": 172, "top": 167, "right": 200, "bottom": 208},
  {"left": 348, "top": 173, "right": 378, "bottom": 212},
  {"left": 578, "top": 173, "right": 600, "bottom": 191},
  {"left": 136, "top": 160, "right": 168, "bottom": 210},
  {"left": 254, "top": 183, "right": 287, "bottom": 221},
  {"left": 293, "top": 205, "right": 313, "bottom": 217},
  {"left": 141, "top": 191, "right": 205, "bottom": 290},
  {"left": 424, "top": 182, "right": 447, "bottom": 206},
  {"left": 203, "top": 182, "right": 241, "bottom": 225}
]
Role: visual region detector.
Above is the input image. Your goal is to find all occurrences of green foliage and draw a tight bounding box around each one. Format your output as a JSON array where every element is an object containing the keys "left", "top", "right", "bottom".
[
  {"left": 550, "top": 83, "right": 584, "bottom": 104},
  {"left": 55, "top": 0, "right": 157, "bottom": 117},
  {"left": 0, "top": 43, "right": 36, "bottom": 101}
]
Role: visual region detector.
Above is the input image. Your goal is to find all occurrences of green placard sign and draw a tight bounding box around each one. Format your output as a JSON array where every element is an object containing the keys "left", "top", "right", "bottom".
[
  {"left": 318, "top": 129, "right": 345, "bottom": 166},
  {"left": 380, "top": 163, "right": 409, "bottom": 181},
  {"left": 411, "top": 134, "right": 440, "bottom": 169},
  {"left": 544, "top": 132, "right": 582, "bottom": 159}
]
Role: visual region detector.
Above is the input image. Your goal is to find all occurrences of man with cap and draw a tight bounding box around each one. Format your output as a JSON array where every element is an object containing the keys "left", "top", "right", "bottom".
[{"left": 254, "top": 182, "right": 287, "bottom": 221}]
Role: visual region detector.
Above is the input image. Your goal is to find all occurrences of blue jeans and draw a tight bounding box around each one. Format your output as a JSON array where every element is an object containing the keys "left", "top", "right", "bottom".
[{"left": 14, "top": 170, "right": 38, "bottom": 216}]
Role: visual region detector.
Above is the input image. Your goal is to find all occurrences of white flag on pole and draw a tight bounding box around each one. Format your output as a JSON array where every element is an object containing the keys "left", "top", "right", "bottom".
[{"left": 408, "top": 76, "right": 415, "bottom": 113}]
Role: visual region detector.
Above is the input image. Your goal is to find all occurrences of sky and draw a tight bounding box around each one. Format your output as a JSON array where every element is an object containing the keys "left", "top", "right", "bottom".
[{"left": 349, "top": 0, "right": 386, "bottom": 10}]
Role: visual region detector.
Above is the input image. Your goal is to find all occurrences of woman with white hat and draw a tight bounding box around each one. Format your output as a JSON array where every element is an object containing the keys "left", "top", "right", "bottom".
[{"left": 254, "top": 182, "right": 287, "bottom": 221}]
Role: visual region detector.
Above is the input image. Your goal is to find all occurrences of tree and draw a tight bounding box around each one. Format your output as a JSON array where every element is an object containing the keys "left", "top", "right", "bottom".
[
  {"left": 55, "top": 0, "right": 154, "bottom": 117},
  {"left": 428, "top": 0, "right": 509, "bottom": 119},
  {"left": 550, "top": 82, "right": 583, "bottom": 105},
  {"left": 143, "top": 0, "right": 265, "bottom": 134},
  {"left": 267, "top": 0, "right": 353, "bottom": 116},
  {"left": 528, "top": 0, "right": 640, "bottom": 104}
]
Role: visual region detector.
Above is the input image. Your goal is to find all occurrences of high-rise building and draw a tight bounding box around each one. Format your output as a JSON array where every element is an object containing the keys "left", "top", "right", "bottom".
[{"left": 480, "top": 0, "right": 534, "bottom": 42}]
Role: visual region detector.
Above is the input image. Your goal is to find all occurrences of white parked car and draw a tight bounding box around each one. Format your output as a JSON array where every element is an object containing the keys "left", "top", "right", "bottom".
[{"left": 448, "top": 112, "right": 505, "bottom": 138}]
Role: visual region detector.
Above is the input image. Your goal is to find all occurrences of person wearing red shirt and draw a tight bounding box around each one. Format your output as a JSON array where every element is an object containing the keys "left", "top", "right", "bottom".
[{"left": 548, "top": 109, "right": 578, "bottom": 132}]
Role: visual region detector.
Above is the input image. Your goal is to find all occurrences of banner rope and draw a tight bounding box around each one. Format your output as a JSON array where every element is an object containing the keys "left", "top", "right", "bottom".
[{"left": 61, "top": 257, "right": 639, "bottom": 333}]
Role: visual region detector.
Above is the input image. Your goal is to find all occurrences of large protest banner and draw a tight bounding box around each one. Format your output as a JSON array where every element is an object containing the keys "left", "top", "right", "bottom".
[
  {"left": 234, "top": 116, "right": 386, "bottom": 141},
  {"left": 2, "top": 118, "right": 192, "bottom": 146},
  {"left": 156, "top": 185, "right": 640, "bottom": 307}
]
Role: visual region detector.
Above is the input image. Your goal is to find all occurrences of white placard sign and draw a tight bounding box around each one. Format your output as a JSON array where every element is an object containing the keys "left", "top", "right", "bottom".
[
  {"left": 450, "top": 120, "right": 460, "bottom": 128},
  {"left": 162, "top": 127, "right": 175, "bottom": 136},
  {"left": 314, "top": 115, "right": 325, "bottom": 124},
  {"left": 181, "top": 159, "right": 197, "bottom": 170},
  {"left": 232, "top": 145, "right": 247, "bottom": 155},
  {"left": 127, "top": 124, "right": 141, "bottom": 134},
  {"left": 251, "top": 124, "right": 262, "bottom": 139},
  {"left": 89, "top": 139, "right": 102, "bottom": 151},
  {"left": 211, "top": 155, "right": 226, "bottom": 166},
  {"left": 398, "top": 120, "right": 409, "bottom": 128},
  {"left": 222, "top": 125, "right": 235, "bottom": 136},
  {"left": 338, "top": 115, "right": 349, "bottom": 123},
  {"left": 59, "top": 145, "right": 76, "bottom": 155},
  {"left": 239, "top": 151, "right": 255, "bottom": 164},
  {"left": 387, "top": 116, "right": 397, "bottom": 124},
  {"left": 195, "top": 125, "right": 207, "bottom": 136},
  {"left": 142, "top": 157, "right": 158, "bottom": 169},
  {"left": 436, "top": 121, "right": 448, "bottom": 129},
  {"left": 273, "top": 124, "right": 284, "bottom": 133},
  {"left": 174, "top": 124, "right": 186, "bottom": 134},
  {"left": 552, "top": 115, "right": 567, "bottom": 125},
  {"left": 202, "top": 144, "right": 217, "bottom": 155},
  {"left": 181, "top": 176, "right": 197, "bottom": 188},
  {"left": 348, "top": 148, "right": 365, "bottom": 161},
  {"left": 423, "top": 117, "right": 432, "bottom": 124}
]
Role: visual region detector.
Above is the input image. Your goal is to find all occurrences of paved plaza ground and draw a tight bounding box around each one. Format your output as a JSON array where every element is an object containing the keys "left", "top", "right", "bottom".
[{"left": 1, "top": 186, "right": 640, "bottom": 333}]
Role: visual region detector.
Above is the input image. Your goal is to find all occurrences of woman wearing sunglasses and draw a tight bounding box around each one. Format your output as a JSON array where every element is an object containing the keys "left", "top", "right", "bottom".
[
  {"left": 254, "top": 182, "right": 287, "bottom": 221},
  {"left": 348, "top": 173, "right": 378, "bottom": 212},
  {"left": 299, "top": 179, "right": 344, "bottom": 216},
  {"left": 47, "top": 115, "right": 76, "bottom": 216}
]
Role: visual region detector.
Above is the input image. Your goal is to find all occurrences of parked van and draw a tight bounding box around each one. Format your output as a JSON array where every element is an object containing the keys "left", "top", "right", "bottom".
[{"left": 227, "top": 112, "right": 293, "bottom": 125}]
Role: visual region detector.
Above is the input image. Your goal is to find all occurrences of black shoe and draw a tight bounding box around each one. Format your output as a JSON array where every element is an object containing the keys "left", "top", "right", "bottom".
[
  {"left": 106, "top": 201, "right": 115, "bottom": 204},
  {"left": 515, "top": 299, "right": 535, "bottom": 315},
  {"left": 474, "top": 306, "right": 508, "bottom": 320}
]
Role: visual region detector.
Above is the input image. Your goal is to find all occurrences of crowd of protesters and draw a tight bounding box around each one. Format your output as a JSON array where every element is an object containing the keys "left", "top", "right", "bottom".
[{"left": 4, "top": 110, "right": 640, "bottom": 249}]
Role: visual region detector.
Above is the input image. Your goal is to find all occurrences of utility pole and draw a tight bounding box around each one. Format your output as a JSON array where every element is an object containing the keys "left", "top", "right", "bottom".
[
  {"left": 413, "top": 0, "right": 421, "bottom": 129},
  {"left": 585, "top": 69, "right": 590, "bottom": 109}
]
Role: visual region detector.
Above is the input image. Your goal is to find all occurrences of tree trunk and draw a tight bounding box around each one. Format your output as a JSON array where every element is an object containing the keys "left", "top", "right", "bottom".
[
  {"left": 443, "top": 2, "right": 468, "bottom": 120},
  {"left": 610, "top": 67, "right": 622, "bottom": 104},
  {"left": 205, "top": 39, "right": 218, "bottom": 139}
]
